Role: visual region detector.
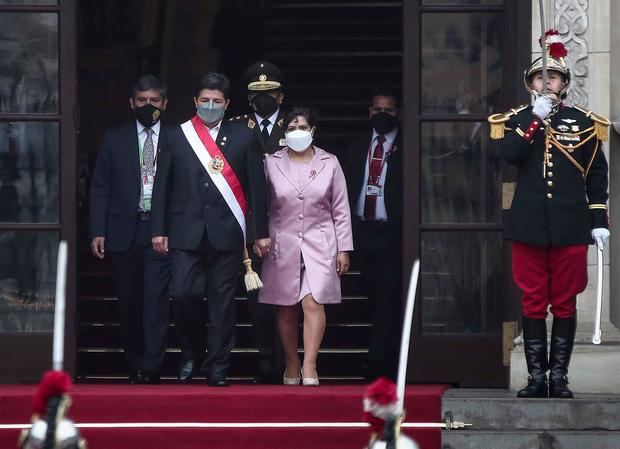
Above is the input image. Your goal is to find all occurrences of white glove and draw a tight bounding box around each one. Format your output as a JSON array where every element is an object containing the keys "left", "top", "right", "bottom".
[
  {"left": 532, "top": 95, "right": 553, "bottom": 120},
  {"left": 592, "top": 228, "right": 610, "bottom": 250}
]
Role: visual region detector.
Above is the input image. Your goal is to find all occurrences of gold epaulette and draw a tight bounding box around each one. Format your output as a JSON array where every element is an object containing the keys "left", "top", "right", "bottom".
[
  {"left": 487, "top": 105, "right": 528, "bottom": 140},
  {"left": 574, "top": 106, "right": 611, "bottom": 141}
]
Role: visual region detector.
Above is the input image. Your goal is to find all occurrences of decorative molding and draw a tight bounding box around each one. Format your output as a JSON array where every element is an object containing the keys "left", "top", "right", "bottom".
[{"left": 554, "top": 0, "right": 589, "bottom": 107}]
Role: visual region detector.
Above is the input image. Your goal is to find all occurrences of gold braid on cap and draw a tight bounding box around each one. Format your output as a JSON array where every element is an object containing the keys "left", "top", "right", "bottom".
[{"left": 248, "top": 74, "right": 281, "bottom": 92}]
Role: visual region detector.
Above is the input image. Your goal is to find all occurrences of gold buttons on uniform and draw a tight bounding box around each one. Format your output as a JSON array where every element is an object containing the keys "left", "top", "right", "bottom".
[
  {"left": 547, "top": 172, "right": 553, "bottom": 177},
  {"left": 548, "top": 162, "right": 554, "bottom": 167},
  {"left": 547, "top": 181, "right": 553, "bottom": 187},
  {"left": 547, "top": 193, "right": 553, "bottom": 199}
]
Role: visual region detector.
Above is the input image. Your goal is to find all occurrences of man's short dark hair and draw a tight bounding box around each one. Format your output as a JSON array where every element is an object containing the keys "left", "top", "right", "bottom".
[
  {"left": 132, "top": 75, "right": 167, "bottom": 99},
  {"left": 194, "top": 72, "right": 231, "bottom": 99},
  {"left": 283, "top": 106, "right": 318, "bottom": 129},
  {"left": 370, "top": 87, "right": 400, "bottom": 108}
]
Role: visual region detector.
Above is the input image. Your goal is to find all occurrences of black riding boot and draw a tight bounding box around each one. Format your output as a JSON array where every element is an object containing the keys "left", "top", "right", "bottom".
[
  {"left": 548, "top": 315, "right": 577, "bottom": 398},
  {"left": 517, "top": 316, "right": 548, "bottom": 398}
]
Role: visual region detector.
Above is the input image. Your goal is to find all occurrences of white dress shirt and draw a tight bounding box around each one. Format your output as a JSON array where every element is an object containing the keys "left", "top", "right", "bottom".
[
  {"left": 355, "top": 127, "right": 398, "bottom": 221},
  {"left": 206, "top": 120, "right": 222, "bottom": 142},
  {"left": 254, "top": 109, "right": 280, "bottom": 136}
]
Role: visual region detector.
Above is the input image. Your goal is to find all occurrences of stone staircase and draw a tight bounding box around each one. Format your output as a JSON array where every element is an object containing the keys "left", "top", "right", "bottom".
[{"left": 441, "top": 388, "right": 620, "bottom": 449}]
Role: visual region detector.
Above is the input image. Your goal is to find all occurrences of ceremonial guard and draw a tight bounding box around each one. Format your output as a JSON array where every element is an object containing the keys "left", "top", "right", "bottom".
[
  {"left": 229, "top": 61, "right": 287, "bottom": 383},
  {"left": 488, "top": 30, "right": 610, "bottom": 398}
]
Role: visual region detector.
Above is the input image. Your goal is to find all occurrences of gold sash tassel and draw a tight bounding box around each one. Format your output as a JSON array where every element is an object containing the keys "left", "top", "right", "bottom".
[{"left": 242, "top": 246, "right": 263, "bottom": 292}]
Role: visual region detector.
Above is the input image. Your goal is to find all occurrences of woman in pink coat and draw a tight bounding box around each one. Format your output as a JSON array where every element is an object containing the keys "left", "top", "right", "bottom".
[{"left": 255, "top": 107, "right": 353, "bottom": 386}]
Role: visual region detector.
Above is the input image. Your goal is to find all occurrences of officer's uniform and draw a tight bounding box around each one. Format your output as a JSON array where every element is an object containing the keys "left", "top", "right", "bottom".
[
  {"left": 229, "top": 112, "right": 287, "bottom": 155},
  {"left": 489, "top": 31, "right": 610, "bottom": 399},
  {"left": 233, "top": 61, "right": 286, "bottom": 383}
]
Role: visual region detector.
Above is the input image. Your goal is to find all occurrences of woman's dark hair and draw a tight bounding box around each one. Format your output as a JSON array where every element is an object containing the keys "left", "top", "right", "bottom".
[
  {"left": 132, "top": 74, "right": 167, "bottom": 99},
  {"left": 283, "top": 106, "right": 318, "bottom": 129},
  {"left": 194, "top": 72, "right": 231, "bottom": 99}
]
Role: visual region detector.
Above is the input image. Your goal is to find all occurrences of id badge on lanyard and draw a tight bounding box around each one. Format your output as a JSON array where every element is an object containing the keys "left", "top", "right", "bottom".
[
  {"left": 366, "top": 185, "right": 383, "bottom": 196},
  {"left": 142, "top": 175, "right": 154, "bottom": 209}
]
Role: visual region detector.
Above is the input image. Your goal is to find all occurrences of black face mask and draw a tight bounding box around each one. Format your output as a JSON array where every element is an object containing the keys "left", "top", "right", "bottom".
[
  {"left": 134, "top": 103, "right": 162, "bottom": 128},
  {"left": 252, "top": 93, "right": 279, "bottom": 118},
  {"left": 371, "top": 111, "right": 398, "bottom": 135}
]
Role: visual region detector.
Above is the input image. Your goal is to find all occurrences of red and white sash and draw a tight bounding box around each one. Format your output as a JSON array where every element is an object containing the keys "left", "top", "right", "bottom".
[{"left": 180, "top": 116, "right": 247, "bottom": 242}]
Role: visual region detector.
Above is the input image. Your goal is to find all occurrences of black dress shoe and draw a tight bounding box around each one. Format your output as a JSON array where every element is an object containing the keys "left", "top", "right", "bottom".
[
  {"left": 208, "top": 376, "right": 230, "bottom": 387},
  {"left": 129, "top": 370, "right": 143, "bottom": 384},
  {"left": 142, "top": 371, "right": 161, "bottom": 384},
  {"left": 253, "top": 371, "right": 279, "bottom": 385},
  {"left": 178, "top": 360, "right": 194, "bottom": 382}
]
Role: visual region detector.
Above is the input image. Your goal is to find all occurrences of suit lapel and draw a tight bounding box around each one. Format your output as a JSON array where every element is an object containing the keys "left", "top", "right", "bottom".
[
  {"left": 299, "top": 148, "right": 327, "bottom": 192},
  {"left": 250, "top": 119, "right": 267, "bottom": 152},
  {"left": 265, "top": 111, "right": 286, "bottom": 153},
  {"left": 215, "top": 121, "right": 232, "bottom": 154},
  {"left": 274, "top": 150, "right": 301, "bottom": 194},
  {"left": 127, "top": 123, "right": 141, "bottom": 185}
]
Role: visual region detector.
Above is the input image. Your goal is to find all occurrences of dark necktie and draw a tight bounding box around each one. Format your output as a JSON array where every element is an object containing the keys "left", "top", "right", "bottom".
[
  {"left": 363, "top": 135, "right": 385, "bottom": 221},
  {"left": 261, "top": 119, "right": 270, "bottom": 143},
  {"left": 139, "top": 128, "right": 154, "bottom": 211}
]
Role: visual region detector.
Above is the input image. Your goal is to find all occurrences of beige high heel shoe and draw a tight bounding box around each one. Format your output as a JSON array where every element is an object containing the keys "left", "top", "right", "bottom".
[
  {"left": 301, "top": 369, "right": 319, "bottom": 387},
  {"left": 283, "top": 369, "right": 301, "bottom": 386}
]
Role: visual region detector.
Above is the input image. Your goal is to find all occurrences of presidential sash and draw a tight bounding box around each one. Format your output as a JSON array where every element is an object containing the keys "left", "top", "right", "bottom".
[{"left": 180, "top": 116, "right": 248, "bottom": 242}]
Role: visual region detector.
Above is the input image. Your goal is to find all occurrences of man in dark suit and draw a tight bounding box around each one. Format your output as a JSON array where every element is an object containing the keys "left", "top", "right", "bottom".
[
  {"left": 229, "top": 61, "right": 286, "bottom": 383},
  {"left": 151, "top": 72, "right": 270, "bottom": 386},
  {"left": 89, "top": 75, "right": 172, "bottom": 384},
  {"left": 345, "top": 88, "right": 403, "bottom": 381}
]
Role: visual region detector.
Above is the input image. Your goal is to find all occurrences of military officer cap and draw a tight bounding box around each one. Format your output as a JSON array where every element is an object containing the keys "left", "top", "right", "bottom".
[{"left": 243, "top": 61, "right": 284, "bottom": 92}]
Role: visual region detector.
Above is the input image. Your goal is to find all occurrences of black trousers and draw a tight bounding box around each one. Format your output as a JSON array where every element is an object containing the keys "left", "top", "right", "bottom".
[
  {"left": 169, "top": 237, "right": 241, "bottom": 379},
  {"left": 354, "top": 219, "right": 403, "bottom": 381},
  {"left": 109, "top": 219, "right": 171, "bottom": 375},
  {"left": 246, "top": 252, "right": 283, "bottom": 380}
]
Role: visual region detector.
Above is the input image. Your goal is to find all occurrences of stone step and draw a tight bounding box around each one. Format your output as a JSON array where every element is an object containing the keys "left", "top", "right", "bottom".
[
  {"left": 441, "top": 389, "right": 620, "bottom": 431},
  {"left": 441, "top": 430, "right": 620, "bottom": 449}
]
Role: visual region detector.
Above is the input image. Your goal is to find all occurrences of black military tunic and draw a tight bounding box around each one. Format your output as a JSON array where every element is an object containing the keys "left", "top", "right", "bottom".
[
  {"left": 490, "top": 104, "right": 609, "bottom": 246},
  {"left": 229, "top": 111, "right": 287, "bottom": 156}
]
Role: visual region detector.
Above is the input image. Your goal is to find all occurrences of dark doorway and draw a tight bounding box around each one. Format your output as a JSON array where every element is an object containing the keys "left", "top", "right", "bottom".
[
  {"left": 73, "top": 0, "right": 531, "bottom": 386},
  {"left": 75, "top": 0, "right": 403, "bottom": 381}
]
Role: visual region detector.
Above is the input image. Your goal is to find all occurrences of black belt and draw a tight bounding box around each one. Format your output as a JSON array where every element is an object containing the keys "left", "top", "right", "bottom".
[
  {"left": 359, "top": 219, "right": 389, "bottom": 233},
  {"left": 138, "top": 211, "right": 151, "bottom": 221}
]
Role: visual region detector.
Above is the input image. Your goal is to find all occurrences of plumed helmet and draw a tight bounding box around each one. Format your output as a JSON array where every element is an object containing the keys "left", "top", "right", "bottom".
[
  {"left": 523, "top": 29, "right": 571, "bottom": 100},
  {"left": 363, "top": 378, "right": 420, "bottom": 449},
  {"left": 18, "top": 371, "right": 87, "bottom": 449}
]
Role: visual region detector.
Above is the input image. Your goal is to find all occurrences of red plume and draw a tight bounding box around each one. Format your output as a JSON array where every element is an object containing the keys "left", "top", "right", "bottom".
[
  {"left": 549, "top": 42, "right": 568, "bottom": 59},
  {"left": 363, "top": 377, "right": 399, "bottom": 435},
  {"left": 365, "top": 377, "right": 397, "bottom": 405},
  {"left": 32, "top": 370, "right": 72, "bottom": 415}
]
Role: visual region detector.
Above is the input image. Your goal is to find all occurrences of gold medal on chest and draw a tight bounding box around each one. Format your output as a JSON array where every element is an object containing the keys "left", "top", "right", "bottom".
[{"left": 209, "top": 155, "right": 225, "bottom": 174}]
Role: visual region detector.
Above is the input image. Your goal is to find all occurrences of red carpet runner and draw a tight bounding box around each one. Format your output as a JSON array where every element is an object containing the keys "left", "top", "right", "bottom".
[{"left": 0, "top": 384, "right": 448, "bottom": 449}]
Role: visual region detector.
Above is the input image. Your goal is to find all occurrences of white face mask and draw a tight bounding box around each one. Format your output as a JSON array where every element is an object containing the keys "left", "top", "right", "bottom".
[{"left": 285, "top": 129, "right": 313, "bottom": 152}]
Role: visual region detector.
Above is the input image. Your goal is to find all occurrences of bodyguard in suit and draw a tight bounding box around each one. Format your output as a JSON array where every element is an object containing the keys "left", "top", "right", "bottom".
[
  {"left": 345, "top": 88, "right": 403, "bottom": 381},
  {"left": 89, "top": 75, "right": 172, "bottom": 384},
  {"left": 229, "top": 61, "right": 287, "bottom": 383},
  {"left": 151, "top": 72, "right": 270, "bottom": 386}
]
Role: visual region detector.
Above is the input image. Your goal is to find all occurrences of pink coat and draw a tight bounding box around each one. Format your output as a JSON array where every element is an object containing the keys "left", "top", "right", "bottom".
[{"left": 259, "top": 147, "right": 354, "bottom": 305}]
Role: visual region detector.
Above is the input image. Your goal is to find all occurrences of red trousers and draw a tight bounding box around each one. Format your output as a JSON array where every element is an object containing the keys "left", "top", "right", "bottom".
[{"left": 512, "top": 242, "right": 588, "bottom": 319}]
